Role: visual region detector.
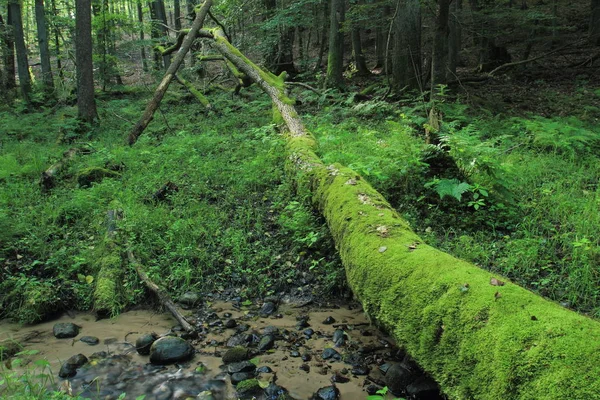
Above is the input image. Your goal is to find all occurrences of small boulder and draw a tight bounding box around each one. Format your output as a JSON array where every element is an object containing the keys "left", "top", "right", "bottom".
[
  {"left": 385, "top": 362, "right": 420, "bottom": 395},
  {"left": 227, "top": 361, "right": 257, "bottom": 374},
  {"left": 58, "top": 354, "right": 88, "bottom": 378},
  {"left": 236, "top": 378, "right": 263, "bottom": 398},
  {"left": 322, "top": 348, "right": 341, "bottom": 360},
  {"left": 313, "top": 385, "right": 340, "bottom": 400},
  {"left": 222, "top": 346, "right": 250, "bottom": 363},
  {"left": 406, "top": 376, "right": 443, "bottom": 399},
  {"left": 53, "top": 322, "right": 80, "bottom": 339},
  {"left": 136, "top": 333, "right": 158, "bottom": 355},
  {"left": 257, "top": 334, "right": 275, "bottom": 351},
  {"left": 260, "top": 301, "right": 277, "bottom": 317},
  {"left": 231, "top": 372, "right": 255, "bottom": 385},
  {"left": 149, "top": 337, "right": 194, "bottom": 364}
]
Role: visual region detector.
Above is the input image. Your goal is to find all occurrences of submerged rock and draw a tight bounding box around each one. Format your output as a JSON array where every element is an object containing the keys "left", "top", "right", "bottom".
[
  {"left": 136, "top": 333, "right": 158, "bottom": 355},
  {"left": 80, "top": 336, "right": 99, "bottom": 345},
  {"left": 53, "top": 322, "right": 80, "bottom": 339},
  {"left": 149, "top": 337, "right": 194, "bottom": 364},
  {"left": 59, "top": 353, "right": 88, "bottom": 378}
]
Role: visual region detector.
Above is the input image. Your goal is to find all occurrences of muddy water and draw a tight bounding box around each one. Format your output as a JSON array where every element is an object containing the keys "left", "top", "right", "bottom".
[{"left": 0, "top": 302, "right": 399, "bottom": 399}]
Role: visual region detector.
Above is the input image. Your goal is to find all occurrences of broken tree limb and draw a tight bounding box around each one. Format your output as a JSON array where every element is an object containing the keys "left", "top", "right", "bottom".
[
  {"left": 127, "top": 0, "right": 212, "bottom": 146},
  {"left": 126, "top": 250, "right": 195, "bottom": 333},
  {"left": 200, "top": 26, "right": 600, "bottom": 399},
  {"left": 39, "top": 147, "right": 80, "bottom": 192},
  {"left": 174, "top": 74, "right": 212, "bottom": 110}
]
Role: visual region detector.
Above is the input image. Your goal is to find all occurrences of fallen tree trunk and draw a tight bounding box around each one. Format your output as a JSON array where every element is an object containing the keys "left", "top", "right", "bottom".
[
  {"left": 93, "top": 209, "right": 124, "bottom": 318},
  {"left": 126, "top": 250, "right": 195, "bottom": 333},
  {"left": 174, "top": 74, "right": 212, "bottom": 110},
  {"left": 127, "top": 0, "right": 212, "bottom": 146},
  {"left": 200, "top": 27, "right": 600, "bottom": 399},
  {"left": 39, "top": 147, "right": 80, "bottom": 192}
]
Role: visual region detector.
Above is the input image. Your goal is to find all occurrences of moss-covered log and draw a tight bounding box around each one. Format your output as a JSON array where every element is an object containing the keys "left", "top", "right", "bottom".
[
  {"left": 39, "top": 147, "right": 80, "bottom": 192},
  {"left": 174, "top": 74, "right": 212, "bottom": 110},
  {"left": 93, "top": 209, "right": 124, "bottom": 318},
  {"left": 201, "top": 27, "right": 600, "bottom": 399}
]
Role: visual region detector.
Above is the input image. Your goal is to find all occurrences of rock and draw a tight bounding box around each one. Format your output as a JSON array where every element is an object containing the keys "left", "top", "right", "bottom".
[
  {"left": 231, "top": 372, "right": 255, "bottom": 385},
  {"left": 296, "top": 319, "right": 310, "bottom": 330},
  {"left": 225, "top": 319, "right": 237, "bottom": 329},
  {"left": 180, "top": 330, "right": 199, "bottom": 340},
  {"left": 322, "top": 348, "right": 341, "bottom": 360},
  {"left": 152, "top": 382, "right": 172, "bottom": 400},
  {"left": 265, "top": 383, "right": 290, "bottom": 399},
  {"left": 313, "top": 385, "right": 340, "bottom": 400},
  {"left": 262, "top": 326, "right": 280, "bottom": 336},
  {"left": 223, "top": 312, "right": 232, "bottom": 318},
  {"left": 135, "top": 333, "right": 158, "bottom": 355},
  {"left": 178, "top": 292, "right": 201, "bottom": 307},
  {"left": 208, "top": 319, "right": 223, "bottom": 327},
  {"left": 366, "top": 384, "right": 381, "bottom": 395},
  {"left": 149, "top": 337, "right": 194, "bottom": 365},
  {"left": 406, "top": 376, "right": 443, "bottom": 399},
  {"left": 236, "top": 324, "right": 250, "bottom": 333},
  {"left": 300, "top": 364, "right": 310, "bottom": 372},
  {"left": 378, "top": 363, "right": 392, "bottom": 375},
  {"left": 290, "top": 351, "right": 301, "bottom": 358},
  {"left": 333, "top": 329, "right": 345, "bottom": 346},
  {"left": 256, "top": 366, "right": 273, "bottom": 373},
  {"left": 351, "top": 365, "right": 369, "bottom": 375},
  {"left": 79, "top": 336, "right": 99, "bottom": 345},
  {"left": 385, "top": 362, "right": 420, "bottom": 396},
  {"left": 260, "top": 302, "right": 277, "bottom": 317},
  {"left": 227, "top": 361, "right": 257, "bottom": 374},
  {"left": 58, "top": 354, "right": 88, "bottom": 378},
  {"left": 222, "top": 346, "right": 250, "bottom": 363},
  {"left": 303, "top": 328, "right": 314, "bottom": 338},
  {"left": 53, "top": 322, "right": 80, "bottom": 339},
  {"left": 104, "top": 337, "right": 118, "bottom": 344},
  {"left": 257, "top": 335, "right": 275, "bottom": 352},
  {"left": 302, "top": 352, "right": 312, "bottom": 362},
  {"left": 227, "top": 334, "right": 247, "bottom": 348},
  {"left": 236, "top": 378, "right": 263, "bottom": 398},
  {"left": 323, "top": 316, "right": 336, "bottom": 325},
  {"left": 331, "top": 372, "right": 350, "bottom": 383}
]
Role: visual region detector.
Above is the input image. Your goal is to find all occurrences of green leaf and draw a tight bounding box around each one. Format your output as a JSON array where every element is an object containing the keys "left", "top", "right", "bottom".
[{"left": 85, "top": 275, "right": 94, "bottom": 284}]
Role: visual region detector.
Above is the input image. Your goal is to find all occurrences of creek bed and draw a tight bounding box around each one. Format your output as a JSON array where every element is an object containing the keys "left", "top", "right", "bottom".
[{"left": 0, "top": 299, "right": 444, "bottom": 399}]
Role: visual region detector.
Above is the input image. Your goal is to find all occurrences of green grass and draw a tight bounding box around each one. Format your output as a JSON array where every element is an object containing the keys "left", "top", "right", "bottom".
[{"left": 0, "top": 86, "right": 344, "bottom": 323}]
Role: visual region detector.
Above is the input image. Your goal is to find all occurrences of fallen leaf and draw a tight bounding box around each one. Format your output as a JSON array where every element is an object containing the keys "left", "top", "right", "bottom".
[
  {"left": 376, "top": 225, "right": 389, "bottom": 237},
  {"left": 490, "top": 277, "right": 505, "bottom": 286},
  {"left": 345, "top": 178, "right": 357, "bottom": 185},
  {"left": 378, "top": 246, "right": 387, "bottom": 253},
  {"left": 408, "top": 242, "right": 420, "bottom": 251},
  {"left": 16, "top": 254, "right": 23, "bottom": 260}
]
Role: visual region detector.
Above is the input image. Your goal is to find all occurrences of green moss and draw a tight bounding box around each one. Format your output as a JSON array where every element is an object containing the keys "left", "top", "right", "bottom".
[
  {"left": 284, "top": 130, "right": 600, "bottom": 398},
  {"left": 77, "top": 167, "right": 121, "bottom": 188},
  {"left": 93, "top": 251, "right": 123, "bottom": 317}
]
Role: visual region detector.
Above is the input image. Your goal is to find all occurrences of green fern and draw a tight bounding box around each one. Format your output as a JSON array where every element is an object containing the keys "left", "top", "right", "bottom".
[{"left": 425, "top": 178, "right": 472, "bottom": 201}]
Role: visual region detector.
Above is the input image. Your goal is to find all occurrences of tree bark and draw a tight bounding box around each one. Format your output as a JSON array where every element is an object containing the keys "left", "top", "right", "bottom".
[
  {"left": 199, "top": 25, "right": 600, "bottom": 400},
  {"left": 326, "top": 0, "right": 345, "bottom": 88},
  {"left": 351, "top": 26, "right": 369, "bottom": 75},
  {"left": 76, "top": 0, "right": 99, "bottom": 124},
  {"left": 431, "top": 0, "right": 451, "bottom": 88},
  {"left": 35, "top": 0, "right": 54, "bottom": 93},
  {"left": 592, "top": 0, "right": 600, "bottom": 45},
  {"left": 137, "top": 1, "right": 148, "bottom": 71},
  {"left": 9, "top": 0, "right": 32, "bottom": 105},
  {"left": 448, "top": 0, "right": 462, "bottom": 77},
  {"left": 174, "top": 0, "right": 181, "bottom": 30},
  {"left": 128, "top": 0, "right": 212, "bottom": 145},
  {"left": 0, "top": 12, "right": 16, "bottom": 93},
  {"left": 393, "top": 0, "right": 421, "bottom": 91},
  {"left": 50, "top": 0, "right": 63, "bottom": 80}
]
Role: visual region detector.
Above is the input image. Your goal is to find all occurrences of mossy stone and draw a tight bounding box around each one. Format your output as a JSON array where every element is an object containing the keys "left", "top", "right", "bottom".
[{"left": 222, "top": 346, "right": 250, "bottom": 363}]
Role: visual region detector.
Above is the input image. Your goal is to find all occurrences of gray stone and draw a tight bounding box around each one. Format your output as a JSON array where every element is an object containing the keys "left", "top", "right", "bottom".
[
  {"left": 257, "top": 334, "right": 275, "bottom": 351},
  {"left": 231, "top": 372, "right": 255, "bottom": 385},
  {"left": 227, "top": 361, "right": 257, "bottom": 374},
  {"left": 222, "top": 346, "right": 250, "bottom": 363},
  {"left": 149, "top": 337, "right": 194, "bottom": 364},
  {"left": 58, "top": 354, "right": 88, "bottom": 378},
  {"left": 313, "top": 386, "right": 339, "bottom": 400},
  {"left": 136, "top": 333, "right": 158, "bottom": 355},
  {"left": 179, "top": 292, "right": 201, "bottom": 307},
  {"left": 80, "top": 336, "right": 99, "bottom": 345},
  {"left": 385, "top": 362, "right": 419, "bottom": 395},
  {"left": 322, "top": 348, "right": 341, "bottom": 360},
  {"left": 53, "top": 322, "right": 80, "bottom": 339}
]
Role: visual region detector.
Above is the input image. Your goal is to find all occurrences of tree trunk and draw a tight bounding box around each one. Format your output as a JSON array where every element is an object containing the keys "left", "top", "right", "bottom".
[
  {"left": 9, "top": 0, "right": 32, "bottom": 105},
  {"left": 199, "top": 25, "right": 600, "bottom": 400},
  {"left": 448, "top": 0, "right": 462, "bottom": 77},
  {"left": 128, "top": 0, "right": 212, "bottom": 145},
  {"left": 351, "top": 26, "right": 369, "bottom": 75},
  {"left": 313, "top": 0, "right": 328, "bottom": 72},
  {"left": 138, "top": 1, "right": 148, "bottom": 71},
  {"left": 326, "top": 0, "right": 345, "bottom": 88},
  {"left": 75, "top": 0, "right": 99, "bottom": 124},
  {"left": 592, "top": 0, "right": 600, "bottom": 45},
  {"left": 149, "top": 1, "right": 161, "bottom": 69},
  {"left": 50, "top": 0, "right": 63, "bottom": 80},
  {"left": 431, "top": 0, "right": 450, "bottom": 88},
  {"left": 1, "top": 12, "right": 16, "bottom": 93},
  {"left": 174, "top": 0, "right": 181, "bottom": 30},
  {"left": 393, "top": 0, "right": 421, "bottom": 91},
  {"left": 35, "top": 0, "right": 54, "bottom": 93}
]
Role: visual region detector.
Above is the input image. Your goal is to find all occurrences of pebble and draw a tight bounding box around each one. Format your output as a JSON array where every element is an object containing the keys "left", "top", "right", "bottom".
[
  {"left": 80, "top": 336, "right": 99, "bottom": 345},
  {"left": 322, "top": 348, "right": 341, "bottom": 360},
  {"left": 224, "top": 319, "right": 237, "bottom": 329},
  {"left": 323, "top": 316, "right": 336, "bottom": 325}
]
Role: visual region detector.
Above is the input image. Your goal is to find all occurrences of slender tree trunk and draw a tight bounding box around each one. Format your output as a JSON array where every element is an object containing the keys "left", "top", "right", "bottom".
[
  {"left": 138, "top": 1, "right": 148, "bottom": 71},
  {"left": 448, "top": 0, "right": 462, "bottom": 77},
  {"left": 592, "top": 0, "right": 600, "bottom": 45},
  {"left": 1, "top": 12, "right": 16, "bottom": 92},
  {"left": 75, "top": 0, "right": 99, "bottom": 123},
  {"left": 50, "top": 0, "right": 63, "bottom": 80},
  {"left": 431, "top": 0, "right": 450, "bottom": 88},
  {"left": 326, "top": 0, "right": 345, "bottom": 88},
  {"left": 9, "top": 0, "right": 31, "bottom": 105},
  {"left": 313, "top": 0, "right": 328, "bottom": 72},
  {"left": 155, "top": 0, "right": 170, "bottom": 67},
  {"left": 149, "top": 1, "right": 161, "bottom": 69},
  {"left": 393, "top": 0, "right": 421, "bottom": 91},
  {"left": 351, "top": 26, "right": 369, "bottom": 75},
  {"left": 174, "top": 0, "right": 181, "bottom": 30},
  {"left": 35, "top": 0, "right": 54, "bottom": 93}
]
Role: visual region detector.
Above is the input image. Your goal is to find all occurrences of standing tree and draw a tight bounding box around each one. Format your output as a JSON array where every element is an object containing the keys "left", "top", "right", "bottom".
[
  {"left": 8, "top": 0, "right": 31, "bottom": 105},
  {"left": 431, "top": 0, "right": 451, "bottom": 88},
  {"left": 592, "top": 0, "right": 600, "bottom": 45},
  {"left": 448, "top": 0, "right": 462, "bottom": 76},
  {"left": 1, "top": 12, "right": 16, "bottom": 94},
  {"left": 75, "top": 0, "right": 99, "bottom": 123},
  {"left": 35, "top": 0, "right": 54, "bottom": 93},
  {"left": 393, "top": 0, "right": 422, "bottom": 91},
  {"left": 326, "top": 0, "right": 345, "bottom": 87}
]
